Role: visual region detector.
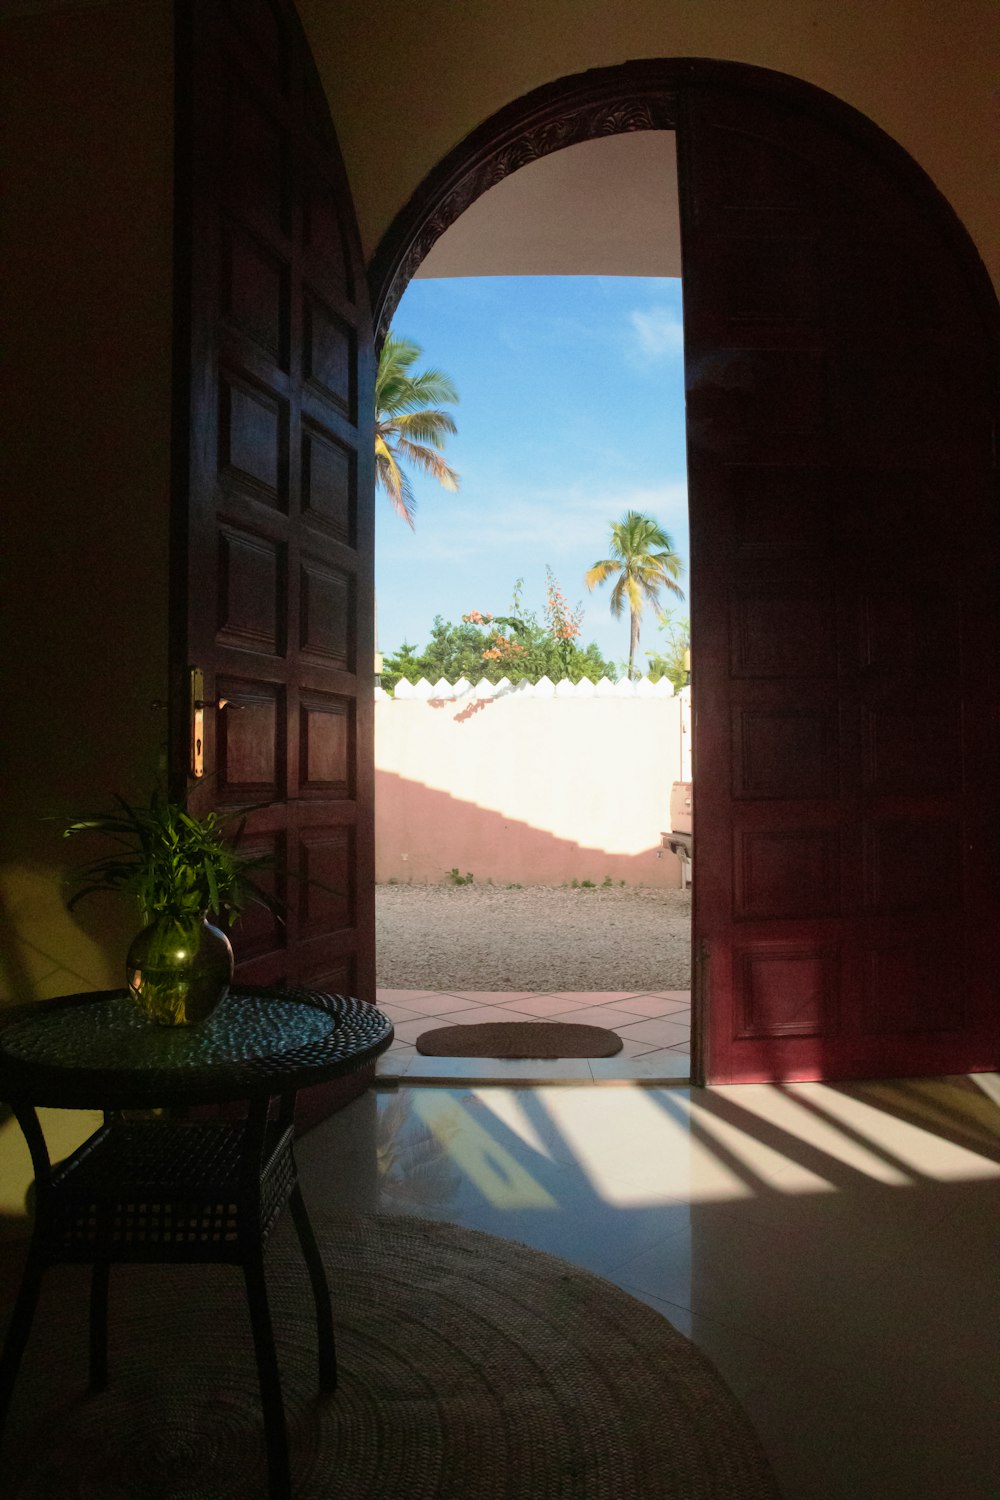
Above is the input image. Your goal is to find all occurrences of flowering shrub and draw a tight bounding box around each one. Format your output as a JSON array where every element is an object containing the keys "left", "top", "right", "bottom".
[
  {"left": 464, "top": 607, "right": 527, "bottom": 665},
  {"left": 382, "top": 572, "right": 617, "bottom": 690},
  {"left": 544, "top": 568, "right": 583, "bottom": 643},
  {"left": 544, "top": 567, "right": 584, "bottom": 674},
  {"left": 482, "top": 636, "right": 526, "bottom": 661}
]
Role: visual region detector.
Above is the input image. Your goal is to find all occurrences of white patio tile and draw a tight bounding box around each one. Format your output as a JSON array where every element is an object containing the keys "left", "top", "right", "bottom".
[
  {"left": 589, "top": 1050, "right": 691, "bottom": 1081},
  {"left": 401, "top": 1055, "right": 594, "bottom": 1083},
  {"left": 375, "top": 1050, "right": 414, "bottom": 1078},
  {"left": 502, "top": 994, "right": 589, "bottom": 1017},
  {"left": 611, "top": 994, "right": 693, "bottom": 1018},
  {"left": 388, "top": 1018, "right": 443, "bottom": 1045},
  {"left": 375, "top": 1002, "right": 429, "bottom": 1024},
  {"left": 439, "top": 991, "right": 541, "bottom": 1006},
  {"left": 376, "top": 988, "right": 441, "bottom": 1005},
  {"left": 538, "top": 992, "right": 650, "bottom": 1005},
  {"left": 437, "top": 1005, "right": 531, "bottom": 1025},
  {"left": 545, "top": 1005, "right": 655, "bottom": 1029},
  {"left": 380, "top": 992, "right": 484, "bottom": 1017},
  {"left": 616, "top": 1017, "right": 693, "bottom": 1049},
  {"left": 616, "top": 1037, "right": 666, "bottom": 1058}
]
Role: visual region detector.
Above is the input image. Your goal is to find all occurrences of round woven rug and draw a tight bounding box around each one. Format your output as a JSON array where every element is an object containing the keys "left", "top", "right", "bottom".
[
  {"left": 416, "top": 1021, "right": 623, "bottom": 1058},
  {"left": 1, "top": 1215, "right": 778, "bottom": 1499}
]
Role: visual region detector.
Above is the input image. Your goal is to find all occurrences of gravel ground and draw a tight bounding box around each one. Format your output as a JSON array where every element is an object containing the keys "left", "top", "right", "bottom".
[{"left": 375, "top": 883, "right": 692, "bottom": 992}]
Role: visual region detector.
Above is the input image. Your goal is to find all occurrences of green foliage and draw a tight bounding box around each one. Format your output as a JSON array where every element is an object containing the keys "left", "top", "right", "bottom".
[
  {"left": 376, "top": 334, "right": 459, "bottom": 527},
  {"left": 579, "top": 879, "right": 596, "bottom": 889},
  {"left": 601, "top": 876, "right": 613, "bottom": 888},
  {"left": 447, "top": 868, "right": 475, "bottom": 885},
  {"left": 381, "top": 572, "right": 617, "bottom": 692},
  {"left": 62, "top": 790, "right": 277, "bottom": 925},
  {"left": 645, "top": 610, "right": 691, "bottom": 692}
]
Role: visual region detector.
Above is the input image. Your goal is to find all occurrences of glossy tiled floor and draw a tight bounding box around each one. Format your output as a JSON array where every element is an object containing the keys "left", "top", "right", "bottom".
[
  {"left": 375, "top": 987, "right": 692, "bottom": 1082},
  {"left": 297, "top": 1073, "right": 1000, "bottom": 1500}
]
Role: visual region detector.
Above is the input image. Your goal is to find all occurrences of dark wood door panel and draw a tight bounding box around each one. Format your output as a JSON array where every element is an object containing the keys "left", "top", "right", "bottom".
[
  {"left": 215, "top": 522, "right": 288, "bottom": 657},
  {"left": 680, "top": 77, "right": 997, "bottom": 1083},
  {"left": 176, "top": 0, "right": 375, "bottom": 1055}
]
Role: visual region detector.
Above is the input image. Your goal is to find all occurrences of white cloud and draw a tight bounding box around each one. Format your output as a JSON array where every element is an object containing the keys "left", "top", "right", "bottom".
[
  {"left": 378, "top": 472, "right": 689, "bottom": 564},
  {"left": 460, "top": 479, "right": 689, "bottom": 553},
  {"left": 628, "top": 306, "right": 685, "bottom": 363}
]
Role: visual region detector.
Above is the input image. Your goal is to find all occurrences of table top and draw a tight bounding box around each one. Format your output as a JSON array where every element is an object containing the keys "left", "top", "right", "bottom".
[{"left": 0, "top": 987, "right": 393, "bottom": 1109}]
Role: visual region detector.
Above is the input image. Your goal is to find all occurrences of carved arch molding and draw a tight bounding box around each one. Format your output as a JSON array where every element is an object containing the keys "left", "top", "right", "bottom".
[
  {"left": 367, "top": 57, "right": 996, "bottom": 341},
  {"left": 369, "top": 63, "right": 680, "bottom": 339}
]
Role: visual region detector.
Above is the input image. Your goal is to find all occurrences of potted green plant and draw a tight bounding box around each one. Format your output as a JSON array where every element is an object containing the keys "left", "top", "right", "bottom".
[{"left": 63, "top": 791, "right": 277, "bottom": 1026}]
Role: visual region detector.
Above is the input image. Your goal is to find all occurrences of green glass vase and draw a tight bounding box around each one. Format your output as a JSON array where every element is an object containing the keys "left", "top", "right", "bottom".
[{"left": 126, "top": 915, "right": 234, "bottom": 1026}]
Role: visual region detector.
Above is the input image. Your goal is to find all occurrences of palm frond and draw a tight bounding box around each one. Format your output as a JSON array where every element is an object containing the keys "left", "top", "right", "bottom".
[
  {"left": 584, "top": 559, "right": 619, "bottom": 590},
  {"left": 394, "top": 437, "right": 459, "bottom": 491},
  {"left": 375, "top": 436, "right": 416, "bottom": 525},
  {"left": 376, "top": 334, "right": 459, "bottom": 525},
  {"left": 390, "top": 409, "right": 458, "bottom": 447},
  {"left": 396, "top": 369, "right": 459, "bottom": 408}
]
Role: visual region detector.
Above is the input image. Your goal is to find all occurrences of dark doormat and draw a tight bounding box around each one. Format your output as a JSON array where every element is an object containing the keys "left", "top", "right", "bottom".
[{"left": 415, "top": 1020, "right": 623, "bottom": 1058}]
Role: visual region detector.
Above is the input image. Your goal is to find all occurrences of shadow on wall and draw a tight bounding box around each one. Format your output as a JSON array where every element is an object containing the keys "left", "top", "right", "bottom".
[{"left": 375, "top": 769, "right": 682, "bottom": 887}]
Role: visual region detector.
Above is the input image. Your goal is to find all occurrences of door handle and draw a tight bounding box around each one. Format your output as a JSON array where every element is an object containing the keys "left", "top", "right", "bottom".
[
  {"left": 190, "top": 668, "right": 206, "bottom": 779},
  {"left": 190, "top": 672, "right": 249, "bottom": 779}
]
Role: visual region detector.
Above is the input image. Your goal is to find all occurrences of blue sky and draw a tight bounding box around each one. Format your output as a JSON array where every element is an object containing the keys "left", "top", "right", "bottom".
[{"left": 376, "top": 275, "right": 689, "bottom": 673}]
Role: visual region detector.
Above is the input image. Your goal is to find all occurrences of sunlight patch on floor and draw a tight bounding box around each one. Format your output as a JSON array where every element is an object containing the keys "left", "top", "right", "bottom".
[
  {"left": 497, "top": 1084, "right": 758, "bottom": 1208},
  {"left": 700, "top": 1080, "right": 1000, "bottom": 1188},
  {"left": 469, "top": 1088, "right": 559, "bottom": 1161},
  {"left": 398, "top": 1077, "right": 1000, "bottom": 1216},
  {"left": 970, "top": 1071, "right": 1000, "bottom": 1109},
  {"left": 411, "top": 1089, "right": 557, "bottom": 1208},
  {"left": 805, "top": 1082, "right": 999, "bottom": 1181},
  {"left": 688, "top": 1088, "right": 914, "bottom": 1191}
]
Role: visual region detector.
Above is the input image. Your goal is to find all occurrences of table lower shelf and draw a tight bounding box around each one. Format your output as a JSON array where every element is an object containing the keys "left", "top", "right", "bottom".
[{"left": 41, "top": 1119, "right": 295, "bottom": 1263}]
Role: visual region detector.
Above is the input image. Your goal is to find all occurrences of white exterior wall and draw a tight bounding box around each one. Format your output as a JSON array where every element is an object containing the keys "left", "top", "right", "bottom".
[{"left": 375, "top": 678, "right": 684, "bottom": 886}]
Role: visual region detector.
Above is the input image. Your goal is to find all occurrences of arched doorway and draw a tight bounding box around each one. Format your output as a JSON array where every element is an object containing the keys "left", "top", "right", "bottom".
[{"left": 369, "top": 60, "right": 998, "bottom": 1085}]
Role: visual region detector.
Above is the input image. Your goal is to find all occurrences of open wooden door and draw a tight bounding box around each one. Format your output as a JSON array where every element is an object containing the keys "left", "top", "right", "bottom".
[
  {"left": 173, "top": 1, "right": 375, "bottom": 1117},
  {"left": 679, "top": 73, "right": 998, "bottom": 1083}
]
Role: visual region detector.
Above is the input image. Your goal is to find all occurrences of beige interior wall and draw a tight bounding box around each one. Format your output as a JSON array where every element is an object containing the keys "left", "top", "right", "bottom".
[
  {"left": 0, "top": 0, "right": 175, "bottom": 1226},
  {"left": 299, "top": 0, "right": 998, "bottom": 292},
  {"left": 1, "top": 0, "right": 175, "bottom": 1007}
]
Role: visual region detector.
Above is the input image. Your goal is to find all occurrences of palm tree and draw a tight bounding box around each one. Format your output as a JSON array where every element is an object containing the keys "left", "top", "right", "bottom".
[
  {"left": 585, "top": 510, "right": 685, "bottom": 679},
  {"left": 375, "top": 334, "right": 459, "bottom": 528}
]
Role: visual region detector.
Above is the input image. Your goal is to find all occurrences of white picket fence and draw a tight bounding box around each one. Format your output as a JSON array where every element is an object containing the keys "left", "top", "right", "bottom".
[{"left": 376, "top": 674, "right": 675, "bottom": 701}]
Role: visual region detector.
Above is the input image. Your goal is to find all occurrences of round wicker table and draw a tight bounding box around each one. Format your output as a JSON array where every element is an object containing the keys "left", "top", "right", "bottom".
[{"left": 0, "top": 985, "right": 393, "bottom": 1500}]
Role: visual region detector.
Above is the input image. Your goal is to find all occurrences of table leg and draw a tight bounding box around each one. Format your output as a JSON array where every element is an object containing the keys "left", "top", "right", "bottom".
[
  {"left": 0, "top": 1249, "right": 45, "bottom": 1444},
  {"left": 242, "top": 1249, "right": 290, "bottom": 1500},
  {"left": 288, "top": 1181, "right": 337, "bottom": 1392},
  {"left": 89, "top": 1261, "right": 110, "bottom": 1392}
]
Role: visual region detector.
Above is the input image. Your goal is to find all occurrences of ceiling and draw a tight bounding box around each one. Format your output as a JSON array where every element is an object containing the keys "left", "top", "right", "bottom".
[{"left": 415, "top": 131, "right": 681, "bottom": 280}]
